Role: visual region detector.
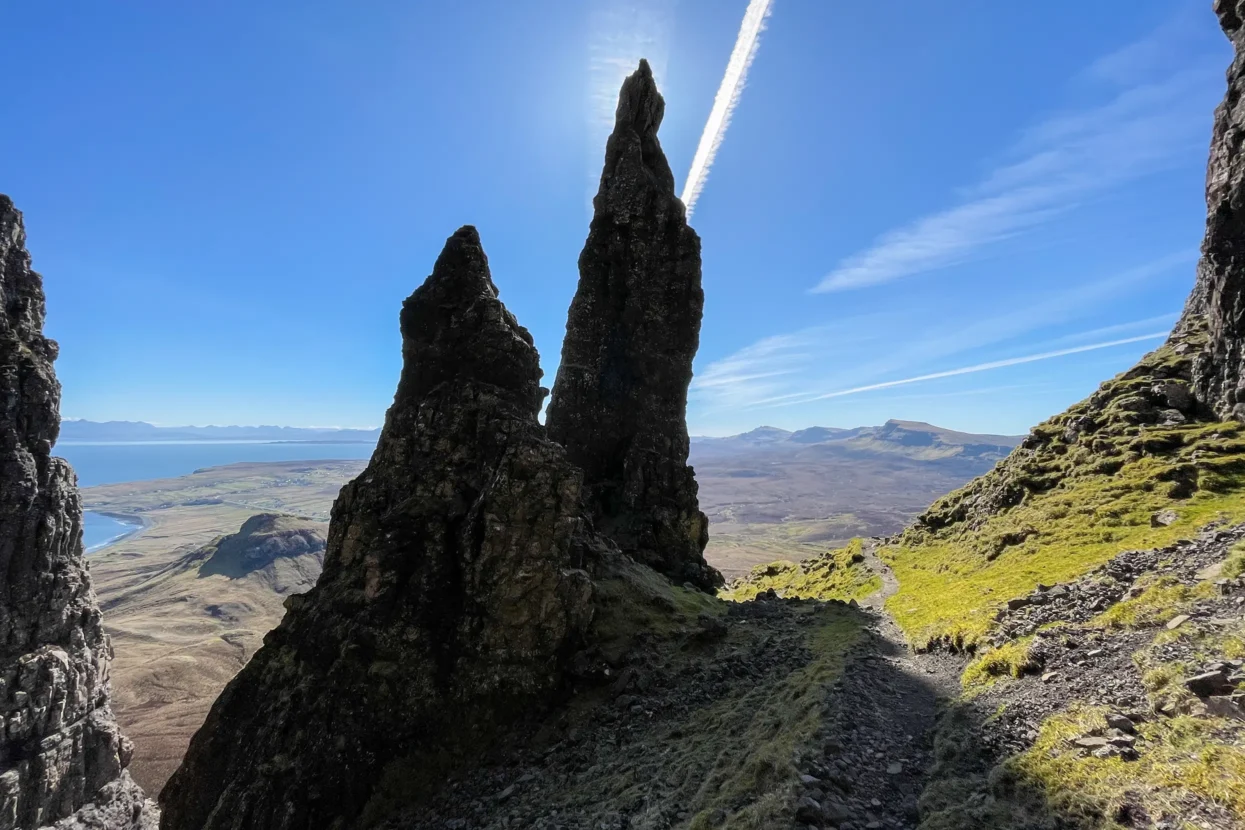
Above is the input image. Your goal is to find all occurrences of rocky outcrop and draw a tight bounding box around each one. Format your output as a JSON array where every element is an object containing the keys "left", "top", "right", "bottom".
[
  {"left": 546, "top": 60, "right": 721, "bottom": 592},
  {"left": 0, "top": 196, "right": 155, "bottom": 829},
  {"left": 196, "top": 513, "right": 326, "bottom": 595},
  {"left": 1187, "top": 1, "right": 1245, "bottom": 415},
  {"left": 159, "top": 227, "right": 600, "bottom": 830}
]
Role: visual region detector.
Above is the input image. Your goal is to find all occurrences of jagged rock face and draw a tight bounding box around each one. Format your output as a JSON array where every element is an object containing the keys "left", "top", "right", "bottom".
[
  {"left": 546, "top": 60, "right": 721, "bottom": 592},
  {"left": 159, "top": 227, "right": 596, "bottom": 830},
  {"left": 1188, "top": 1, "right": 1245, "bottom": 415},
  {"left": 0, "top": 196, "right": 155, "bottom": 829}
]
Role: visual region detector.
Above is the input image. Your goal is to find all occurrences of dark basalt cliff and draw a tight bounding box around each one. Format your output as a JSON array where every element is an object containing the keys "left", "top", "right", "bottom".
[
  {"left": 0, "top": 196, "right": 155, "bottom": 829},
  {"left": 1188, "top": 0, "right": 1245, "bottom": 415},
  {"left": 159, "top": 227, "right": 600, "bottom": 830},
  {"left": 545, "top": 60, "right": 721, "bottom": 592}
]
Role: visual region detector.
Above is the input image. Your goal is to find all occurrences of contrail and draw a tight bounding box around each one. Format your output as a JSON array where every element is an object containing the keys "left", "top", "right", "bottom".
[
  {"left": 680, "top": 0, "right": 774, "bottom": 218},
  {"left": 764, "top": 332, "right": 1168, "bottom": 407}
]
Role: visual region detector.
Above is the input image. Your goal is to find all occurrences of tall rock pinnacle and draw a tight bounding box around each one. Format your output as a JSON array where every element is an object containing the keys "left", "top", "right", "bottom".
[
  {"left": 1186, "top": 1, "right": 1245, "bottom": 415},
  {"left": 0, "top": 196, "right": 155, "bottom": 829},
  {"left": 159, "top": 227, "right": 598, "bottom": 830},
  {"left": 546, "top": 60, "right": 722, "bottom": 592}
]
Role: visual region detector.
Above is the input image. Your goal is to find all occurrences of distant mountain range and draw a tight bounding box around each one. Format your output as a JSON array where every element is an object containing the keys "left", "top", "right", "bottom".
[
  {"left": 693, "top": 419, "right": 1022, "bottom": 462},
  {"left": 689, "top": 420, "right": 1024, "bottom": 576},
  {"left": 59, "top": 420, "right": 381, "bottom": 444}
]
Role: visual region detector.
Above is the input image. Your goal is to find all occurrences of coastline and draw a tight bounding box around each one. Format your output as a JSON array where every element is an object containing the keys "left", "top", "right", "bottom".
[{"left": 84, "top": 510, "right": 148, "bottom": 553}]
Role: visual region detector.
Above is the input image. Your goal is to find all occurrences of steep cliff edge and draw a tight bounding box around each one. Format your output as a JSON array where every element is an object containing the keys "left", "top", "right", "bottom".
[
  {"left": 546, "top": 60, "right": 720, "bottom": 593},
  {"left": 0, "top": 196, "right": 156, "bottom": 829},
  {"left": 1191, "top": 0, "right": 1245, "bottom": 418},
  {"left": 159, "top": 227, "right": 602, "bottom": 830}
]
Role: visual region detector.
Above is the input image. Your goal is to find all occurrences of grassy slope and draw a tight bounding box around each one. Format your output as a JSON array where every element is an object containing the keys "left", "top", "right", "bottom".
[
  {"left": 731, "top": 335, "right": 1245, "bottom": 827},
  {"left": 722, "top": 538, "right": 882, "bottom": 604}
]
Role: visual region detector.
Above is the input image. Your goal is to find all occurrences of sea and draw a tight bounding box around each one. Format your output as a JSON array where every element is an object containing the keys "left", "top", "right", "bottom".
[{"left": 61, "top": 441, "right": 376, "bottom": 551}]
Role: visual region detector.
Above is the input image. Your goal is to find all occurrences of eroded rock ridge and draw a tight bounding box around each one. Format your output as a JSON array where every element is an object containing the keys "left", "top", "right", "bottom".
[
  {"left": 546, "top": 60, "right": 720, "bottom": 592},
  {"left": 159, "top": 227, "right": 600, "bottom": 830},
  {"left": 0, "top": 196, "right": 155, "bottom": 829}
]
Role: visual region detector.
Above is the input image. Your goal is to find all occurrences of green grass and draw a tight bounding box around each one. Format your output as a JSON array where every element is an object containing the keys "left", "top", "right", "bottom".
[
  {"left": 871, "top": 335, "right": 1236, "bottom": 646},
  {"left": 1090, "top": 577, "right": 1216, "bottom": 630},
  {"left": 872, "top": 337, "right": 1245, "bottom": 649},
  {"left": 1225, "top": 540, "right": 1245, "bottom": 579},
  {"left": 682, "top": 609, "right": 860, "bottom": 829},
  {"left": 882, "top": 417, "right": 1245, "bottom": 649},
  {"left": 722, "top": 538, "right": 881, "bottom": 604},
  {"left": 961, "top": 636, "right": 1038, "bottom": 690},
  {"left": 1012, "top": 706, "right": 1245, "bottom": 828}
]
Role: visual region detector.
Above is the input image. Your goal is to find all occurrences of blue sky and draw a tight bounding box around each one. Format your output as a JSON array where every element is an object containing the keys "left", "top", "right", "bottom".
[{"left": 1, "top": 1, "right": 1229, "bottom": 436}]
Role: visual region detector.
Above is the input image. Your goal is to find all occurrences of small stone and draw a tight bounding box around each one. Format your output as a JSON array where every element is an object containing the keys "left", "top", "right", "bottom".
[
  {"left": 799, "top": 774, "right": 821, "bottom": 786},
  {"left": 1205, "top": 695, "right": 1245, "bottom": 721},
  {"left": 1007, "top": 597, "right": 1032, "bottom": 611},
  {"left": 1041, "top": 671, "right": 1060, "bottom": 683},
  {"left": 886, "top": 762, "right": 903, "bottom": 775},
  {"left": 1073, "top": 736, "right": 1110, "bottom": 749},
  {"left": 1151, "top": 509, "right": 1179, "bottom": 528},
  {"left": 1186, "top": 670, "right": 1234, "bottom": 697},
  {"left": 1106, "top": 714, "right": 1136, "bottom": 734},
  {"left": 1165, "top": 614, "right": 1191, "bottom": 631},
  {"left": 795, "top": 796, "right": 822, "bottom": 822}
]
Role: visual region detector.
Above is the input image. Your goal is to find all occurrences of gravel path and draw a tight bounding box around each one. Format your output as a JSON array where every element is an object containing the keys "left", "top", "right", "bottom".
[{"left": 786, "top": 543, "right": 965, "bottom": 830}]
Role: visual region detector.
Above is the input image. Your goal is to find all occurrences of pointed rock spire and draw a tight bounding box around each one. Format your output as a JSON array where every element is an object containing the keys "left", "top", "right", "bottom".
[
  {"left": 0, "top": 195, "right": 156, "bottom": 828},
  {"left": 1184, "top": 2, "right": 1245, "bottom": 415},
  {"left": 546, "top": 61, "right": 722, "bottom": 591},
  {"left": 160, "top": 228, "right": 597, "bottom": 830}
]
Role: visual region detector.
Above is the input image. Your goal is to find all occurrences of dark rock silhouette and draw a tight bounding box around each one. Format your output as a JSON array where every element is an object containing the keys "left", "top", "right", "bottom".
[
  {"left": 159, "top": 227, "right": 598, "bottom": 830},
  {"left": 0, "top": 195, "right": 155, "bottom": 828},
  {"left": 546, "top": 60, "right": 721, "bottom": 592},
  {"left": 1188, "top": 0, "right": 1245, "bottom": 415}
]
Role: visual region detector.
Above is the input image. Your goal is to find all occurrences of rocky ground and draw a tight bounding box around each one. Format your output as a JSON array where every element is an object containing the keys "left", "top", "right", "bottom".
[{"left": 385, "top": 588, "right": 862, "bottom": 830}]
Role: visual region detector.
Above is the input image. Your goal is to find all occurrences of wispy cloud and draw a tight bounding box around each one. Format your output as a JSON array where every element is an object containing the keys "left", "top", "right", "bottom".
[
  {"left": 680, "top": 0, "right": 774, "bottom": 218},
  {"left": 696, "top": 252, "right": 1188, "bottom": 411},
  {"left": 774, "top": 332, "right": 1166, "bottom": 407},
  {"left": 812, "top": 20, "right": 1220, "bottom": 293}
]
